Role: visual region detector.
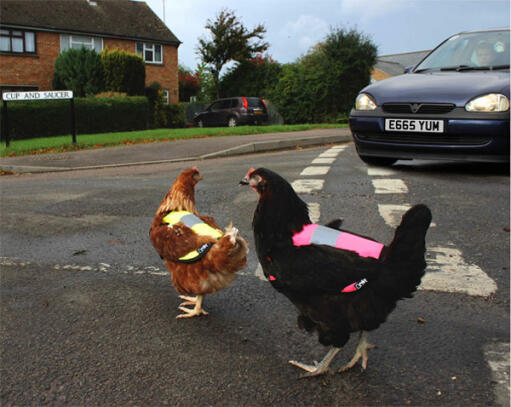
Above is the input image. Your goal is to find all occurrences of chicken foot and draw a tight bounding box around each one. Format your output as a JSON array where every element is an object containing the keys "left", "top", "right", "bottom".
[
  {"left": 289, "top": 347, "right": 341, "bottom": 378},
  {"left": 176, "top": 295, "right": 208, "bottom": 318},
  {"left": 338, "top": 331, "right": 375, "bottom": 372}
]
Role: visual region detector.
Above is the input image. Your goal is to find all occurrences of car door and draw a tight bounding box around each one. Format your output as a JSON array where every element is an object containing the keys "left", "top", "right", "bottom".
[
  {"left": 217, "top": 99, "right": 234, "bottom": 125},
  {"left": 205, "top": 101, "right": 222, "bottom": 126}
]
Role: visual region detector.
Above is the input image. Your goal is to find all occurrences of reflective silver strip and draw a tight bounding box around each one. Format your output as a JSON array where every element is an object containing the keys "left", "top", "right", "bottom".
[
  {"left": 179, "top": 213, "right": 201, "bottom": 228},
  {"left": 310, "top": 225, "right": 340, "bottom": 246}
]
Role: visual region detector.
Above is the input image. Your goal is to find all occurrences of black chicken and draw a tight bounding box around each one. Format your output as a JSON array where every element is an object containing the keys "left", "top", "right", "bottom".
[{"left": 240, "top": 167, "right": 432, "bottom": 378}]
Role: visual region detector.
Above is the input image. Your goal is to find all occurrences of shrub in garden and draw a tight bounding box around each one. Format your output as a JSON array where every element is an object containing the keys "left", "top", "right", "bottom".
[
  {"left": 163, "top": 103, "right": 186, "bottom": 128},
  {"left": 101, "top": 49, "right": 146, "bottom": 95},
  {"left": 52, "top": 48, "right": 104, "bottom": 97},
  {"left": 145, "top": 82, "right": 167, "bottom": 128}
]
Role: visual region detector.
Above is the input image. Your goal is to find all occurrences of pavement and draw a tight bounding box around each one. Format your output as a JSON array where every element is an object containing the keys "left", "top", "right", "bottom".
[{"left": 0, "top": 128, "right": 352, "bottom": 174}]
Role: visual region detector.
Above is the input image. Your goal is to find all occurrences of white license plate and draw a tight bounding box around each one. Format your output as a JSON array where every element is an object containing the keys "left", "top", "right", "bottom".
[{"left": 385, "top": 119, "right": 444, "bottom": 133}]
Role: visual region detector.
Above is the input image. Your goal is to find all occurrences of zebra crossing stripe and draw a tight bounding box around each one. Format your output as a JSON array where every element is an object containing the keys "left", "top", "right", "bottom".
[{"left": 372, "top": 178, "right": 409, "bottom": 194}]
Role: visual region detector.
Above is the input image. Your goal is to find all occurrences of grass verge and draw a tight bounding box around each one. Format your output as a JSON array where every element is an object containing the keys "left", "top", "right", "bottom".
[{"left": 0, "top": 123, "right": 347, "bottom": 157}]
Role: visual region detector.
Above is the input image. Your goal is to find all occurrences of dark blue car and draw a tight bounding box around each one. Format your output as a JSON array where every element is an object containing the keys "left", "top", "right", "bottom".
[{"left": 349, "top": 28, "right": 510, "bottom": 165}]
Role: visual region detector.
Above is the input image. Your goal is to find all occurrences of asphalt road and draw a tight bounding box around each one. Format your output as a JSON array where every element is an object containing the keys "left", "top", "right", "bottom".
[{"left": 1, "top": 143, "right": 509, "bottom": 406}]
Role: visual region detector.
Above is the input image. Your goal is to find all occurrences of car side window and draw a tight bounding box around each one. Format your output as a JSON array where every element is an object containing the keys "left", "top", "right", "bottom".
[
  {"left": 210, "top": 102, "right": 221, "bottom": 111},
  {"left": 219, "top": 99, "right": 232, "bottom": 109}
]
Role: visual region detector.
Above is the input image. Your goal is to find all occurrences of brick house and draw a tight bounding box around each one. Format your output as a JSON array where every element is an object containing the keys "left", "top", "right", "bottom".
[{"left": 0, "top": 0, "right": 181, "bottom": 103}]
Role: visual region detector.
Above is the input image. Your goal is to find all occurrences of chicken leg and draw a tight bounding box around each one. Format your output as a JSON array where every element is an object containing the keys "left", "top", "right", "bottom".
[
  {"left": 289, "top": 347, "right": 341, "bottom": 378},
  {"left": 338, "top": 331, "right": 375, "bottom": 372},
  {"left": 176, "top": 295, "right": 208, "bottom": 318}
]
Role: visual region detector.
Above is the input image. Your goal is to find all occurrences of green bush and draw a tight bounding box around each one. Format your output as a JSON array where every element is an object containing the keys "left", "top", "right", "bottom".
[
  {"left": 1, "top": 97, "right": 151, "bottom": 140},
  {"left": 163, "top": 103, "right": 186, "bottom": 128},
  {"left": 220, "top": 55, "right": 282, "bottom": 99},
  {"left": 52, "top": 48, "right": 104, "bottom": 97},
  {"left": 267, "top": 27, "right": 377, "bottom": 124},
  {"left": 145, "top": 83, "right": 167, "bottom": 128},
  {"left": 101, "top": 49, "right": 146, "bottom": 95}
]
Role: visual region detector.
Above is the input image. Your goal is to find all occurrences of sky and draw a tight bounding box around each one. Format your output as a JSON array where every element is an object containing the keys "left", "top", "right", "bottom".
[{"left": 141, "top": 0, "right": 510, "bottom": 71}]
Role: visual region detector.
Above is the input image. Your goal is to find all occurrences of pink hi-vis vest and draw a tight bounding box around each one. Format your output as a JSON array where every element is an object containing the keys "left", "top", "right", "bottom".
[{"left": 292, "top": 224, "right": 384, "bottom": 259}]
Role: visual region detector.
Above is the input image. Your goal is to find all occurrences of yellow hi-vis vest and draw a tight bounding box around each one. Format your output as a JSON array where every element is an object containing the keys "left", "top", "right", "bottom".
[{"left": 162, "top": 210, "right": 223, "bottom": 263}]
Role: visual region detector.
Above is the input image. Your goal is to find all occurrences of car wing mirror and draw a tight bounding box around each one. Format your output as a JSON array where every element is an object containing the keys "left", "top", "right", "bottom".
[{"left": 403, "top": 66, "right": 414, "bottom": 74}]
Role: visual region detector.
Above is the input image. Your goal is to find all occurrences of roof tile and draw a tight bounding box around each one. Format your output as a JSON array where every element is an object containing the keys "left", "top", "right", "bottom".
[{"left": 0, "top": 0, "right": 181, "bottom": 45}]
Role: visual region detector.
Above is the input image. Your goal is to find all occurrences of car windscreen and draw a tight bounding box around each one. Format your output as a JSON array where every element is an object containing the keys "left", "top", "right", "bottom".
[
  {"left": 414, "top": 30, "right": 510, "bottom": 72},
  {"left": 246, "top": 97, "right": 264, "bottom": 108}
]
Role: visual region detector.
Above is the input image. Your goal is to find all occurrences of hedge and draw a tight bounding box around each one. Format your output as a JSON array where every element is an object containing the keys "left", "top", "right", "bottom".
[
  {"left": 101, "top": 49, "right": 145, "bottom": 95},
  {"left": 1, "top": 96, "right": 151, "bottom": 140},
  {"left": 163, "top": 103, "right": 186, "bottom": 128}
]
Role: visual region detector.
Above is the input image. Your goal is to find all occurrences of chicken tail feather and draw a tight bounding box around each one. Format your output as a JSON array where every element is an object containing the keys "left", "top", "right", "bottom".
[{"left": 380, "top": 204, "right": 432, "bottom": 298}]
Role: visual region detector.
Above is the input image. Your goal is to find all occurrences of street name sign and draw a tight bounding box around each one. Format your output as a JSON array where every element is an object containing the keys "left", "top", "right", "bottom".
[{"left": 2, "top": 90, "right": 73, "bottom": 101}]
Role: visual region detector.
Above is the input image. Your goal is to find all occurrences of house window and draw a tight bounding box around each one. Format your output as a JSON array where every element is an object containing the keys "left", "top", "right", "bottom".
[
  {"left": 60, "top": 34, "right": 102, "bottom": 53},
  {"left": 136, "top": 42, "right": 162, "bottom": 64},
  {"left": 70, "top": 35, "right": 94, "bottom": 50},
  {"left": 0, "top": 29, "right": 36, "bottom": 53},
  {"left": 162, "top": 89, "right": 169, "bottom": 104}
]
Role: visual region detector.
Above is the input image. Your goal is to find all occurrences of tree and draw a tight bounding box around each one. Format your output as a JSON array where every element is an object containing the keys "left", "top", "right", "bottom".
[
  {"left": 302, "top": 27, "right": 377, "bottom": 120},
  {"left": 52, "top": 48, "right": 104, "bottom": 97},
  {"left": 196, "top": 8, "right": 269, "bottom": 98},
  {"left": 267, "top": 62, "right": 322, "bottom": 124},
  {"left": 178, "top": 65, "right": 201, "bottom": 102},
  {"left": 269, "top": 27, "right": 377, "bottom": 124},
  {"left": 190, "top": 63, "right": 216, "bottom": 103},
  {"left": 219, "top": 53, "right": 281, "bottom": 98}
]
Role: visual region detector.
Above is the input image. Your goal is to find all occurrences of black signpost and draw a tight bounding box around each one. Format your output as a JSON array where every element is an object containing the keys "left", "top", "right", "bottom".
[{"left": 1, "top": 90, "right": 75, "bottom": 147}]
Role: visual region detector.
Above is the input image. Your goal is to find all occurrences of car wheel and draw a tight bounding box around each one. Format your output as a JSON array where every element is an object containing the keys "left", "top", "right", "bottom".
[
  {"left": 359, "top": 155, "right": 397, "bottom": 166},
  {"left": 197, "top": 120, "right": 204, "bottom": 128},
  {"left": 228, "top": 117, "right": 237, "bottom": 127}
]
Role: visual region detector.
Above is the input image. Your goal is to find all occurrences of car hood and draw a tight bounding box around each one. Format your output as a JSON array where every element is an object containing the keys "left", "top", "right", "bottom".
[{"left": 361, "top": 70, "right": 510, "bottom": 106}]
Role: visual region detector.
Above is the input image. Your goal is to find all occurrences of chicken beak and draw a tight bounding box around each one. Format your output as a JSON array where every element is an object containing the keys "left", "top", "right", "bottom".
[{"left": 240, "top": 168, "right": 255, "bottom": 186}]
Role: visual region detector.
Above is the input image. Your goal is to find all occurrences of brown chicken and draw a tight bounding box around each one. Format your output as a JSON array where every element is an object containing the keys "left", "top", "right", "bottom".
[{"left": 150, "top": 167, "right": 249, "bottom": 318}]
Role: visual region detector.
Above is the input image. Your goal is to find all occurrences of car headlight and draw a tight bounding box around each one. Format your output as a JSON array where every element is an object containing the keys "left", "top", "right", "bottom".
[
  {"left": 465, "top": 94, "right": 510, "bottom": 112},
  {"left": 355, "top": 93, "right": 377, "bottom": 111}
]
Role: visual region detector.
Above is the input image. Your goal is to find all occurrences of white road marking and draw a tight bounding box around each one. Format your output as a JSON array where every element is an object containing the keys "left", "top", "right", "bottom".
[
  {"left": 484, "top": 342, "right": 511, "bottom": 407},
  {"left": 254, "top": 264, "right": 266, "bottom": 281},
  {"left": 318, "top": 151, "right": 340, "bottom": 158},
  {"left": 300, "top": 166, "right": 330, "bottom": 176},
  {"left": 312, "top": 157, "right": 336, "bottom": 164},
  {"left": 378, "top": 203, "right": 437, "bottom": 228},
  {"left": 367, "top": 167, "right": 396, "bottom": 176},
  {"left": 328, "top": 145, "right": 347, "bottom": 152},
  {"left": 308, "top": 202, "right": 321, "bottom": 223},
  {"left": 291, "top": 179, "right": 324, "bottom": 194},
  {"left": 421, "top": 245, "right": 497, "bottom": 297},
  {"left": 372, "top": 178, "right": 409, "bottom": 194},
  {"left": 0, "top": 257, "right": 169, "bottom": 277},
  {"left": 378, "top": 204, "right": 411, "bottom": 228}
]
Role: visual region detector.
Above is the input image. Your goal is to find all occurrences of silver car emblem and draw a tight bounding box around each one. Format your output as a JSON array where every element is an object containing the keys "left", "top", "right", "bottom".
[{"left": 410, "top": 103, "right": 421, "bottom": 113}]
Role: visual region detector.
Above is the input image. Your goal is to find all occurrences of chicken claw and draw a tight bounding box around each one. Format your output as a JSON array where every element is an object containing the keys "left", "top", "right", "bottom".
[
  {"left": 176, "top": 295, "right": 208, "bottom": 318},
  {"left": 289, "top": 347, "right": 341, "bottom": 378},
  {"left": 338, "top": 331, "right": 375, "bottom": 372}
]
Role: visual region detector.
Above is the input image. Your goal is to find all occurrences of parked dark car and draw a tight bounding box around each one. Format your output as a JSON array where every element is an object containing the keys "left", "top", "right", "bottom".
[
  {"left": 349, "top": 28, "right": 510, "bottom": 165},
  {"left": 193, "top": 97, "right": 268, "bottom": 127}
]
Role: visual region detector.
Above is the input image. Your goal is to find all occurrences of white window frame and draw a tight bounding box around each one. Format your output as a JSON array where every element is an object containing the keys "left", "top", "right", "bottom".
[
  {"left": 162, "top": 89, "right": 169, "bottom": 104},
  {"left": 136, "top": 42, "right": 163, "bottom": 64},
  {"left": 70, "top": 35, "right": 94, "bottom": 50},
  {"left": 60, "top": 35, "right": 103, "bottom": 53}
]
